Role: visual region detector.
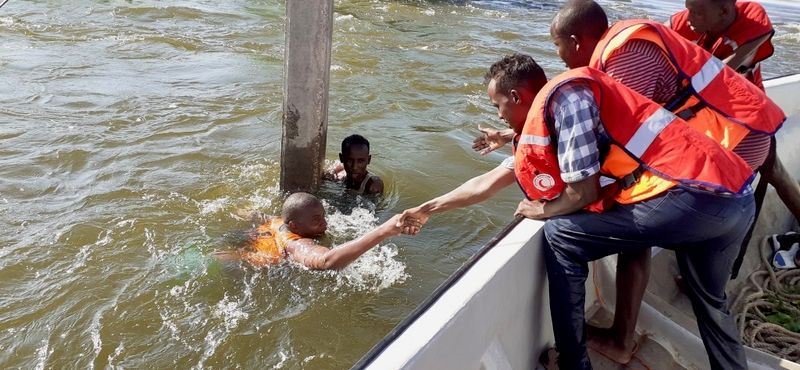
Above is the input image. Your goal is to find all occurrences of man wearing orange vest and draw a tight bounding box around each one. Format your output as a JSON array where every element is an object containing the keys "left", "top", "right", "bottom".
[
  {"left": 495, "top": 52, "right": 755, "bottom": 370},
  {"left": 669, "top": 0, "right": 773, "bottom": 90},
  {"left": 668, "top": 0, "right": 800, "bottom": 284},
  {"left": 554, "top": 2, "right": 787, "bottom": 366},
  {"left": 226, "top": 192, "right": 411, "bottom": 270},
  {"left": 472, "top": 1, "right": 785, "bottom": 365}
]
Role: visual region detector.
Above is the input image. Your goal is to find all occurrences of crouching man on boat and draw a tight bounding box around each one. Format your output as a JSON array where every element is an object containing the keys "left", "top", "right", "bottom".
[{"left": 507, "top": 56, "right": 755, "bottom": 369}]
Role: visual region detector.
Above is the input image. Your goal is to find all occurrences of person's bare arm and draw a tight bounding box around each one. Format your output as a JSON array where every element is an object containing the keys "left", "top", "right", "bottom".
[
  {"left": 323, "top": 162, "right": 345, "bottom": 181},
  {"left": 233, "top": 210, "right": 276, "bottom": 223},
  {"left": 722, "top": 32, "right": 772, "bottom": 72},
  {"left": 286, "top": 214, "right": 407, "bottom": 270},
  {"left": 515, "top": 173, "right": 600, "bottom": 220},
  {"left": 365, "top": 177, "right": 384, "bottom": 195},
  {"left": 472, "top": 125, "right": 515, "bottom": 155},
  {"left": 398, "top": 165, "right": 516, "bottom": 234}
]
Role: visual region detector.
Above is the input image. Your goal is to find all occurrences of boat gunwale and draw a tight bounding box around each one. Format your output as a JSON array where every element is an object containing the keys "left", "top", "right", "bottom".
[{"left": 350, "top": 215, "right": 525, "bottom": 369}]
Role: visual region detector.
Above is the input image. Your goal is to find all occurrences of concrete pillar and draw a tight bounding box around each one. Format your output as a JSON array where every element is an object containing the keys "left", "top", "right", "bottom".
[{"left": 280, "top": 0, "right": 334, "bottom": 193}]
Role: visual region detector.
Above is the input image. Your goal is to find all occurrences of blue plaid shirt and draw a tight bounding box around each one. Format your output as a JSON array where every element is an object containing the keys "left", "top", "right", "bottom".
[{"left": 546, "top": 81, "right": 607, "bottom": 184}]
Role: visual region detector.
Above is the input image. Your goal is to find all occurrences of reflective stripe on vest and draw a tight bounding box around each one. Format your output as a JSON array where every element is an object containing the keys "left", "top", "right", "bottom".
[
  {"left": 591, "top": 20, "right": 785, "bottom": 149},
  {"left": 691, "top": 57, "right": 724, "bottom": 93},
  {"left": 518, "top": 134, "right": 550, "bottom": 146},
  {"left": 626, "top": 108, "right": 674, "bottom": 158},
  {"left": 514, "top": 67, "right": 754, "bottom": 210}
]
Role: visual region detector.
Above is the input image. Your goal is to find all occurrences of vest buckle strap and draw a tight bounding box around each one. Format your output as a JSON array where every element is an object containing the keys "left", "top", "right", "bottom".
[
  {"left": 675, "top": 101, "right": 705, "bottom": 121},
  {"left": 619, "top": 165, "right": 646, "bottom": 189}
]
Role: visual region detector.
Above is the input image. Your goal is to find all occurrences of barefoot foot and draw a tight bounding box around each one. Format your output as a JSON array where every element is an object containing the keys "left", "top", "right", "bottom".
[{"left": 587, "top": 325, "right": 637, "bottom": 364}]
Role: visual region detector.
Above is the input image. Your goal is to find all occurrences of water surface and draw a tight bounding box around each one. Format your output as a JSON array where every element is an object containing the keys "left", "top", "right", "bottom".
[{"left": 1, "top": 0, "right": 798, "bottom": 368}]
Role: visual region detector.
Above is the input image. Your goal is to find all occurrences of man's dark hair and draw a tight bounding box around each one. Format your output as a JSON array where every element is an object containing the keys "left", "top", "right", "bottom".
[
  {"left": 281, "top": 192, "right": 322, "bottom": 222},
  {"left": 552, "top": 0, "right": 608, "bottom": 41},
  {"left": 484, "top": 53, "right": 548, "bottom": 95},
  {"left": 341, "top": 134, "right": 370, "bottom": 154}
]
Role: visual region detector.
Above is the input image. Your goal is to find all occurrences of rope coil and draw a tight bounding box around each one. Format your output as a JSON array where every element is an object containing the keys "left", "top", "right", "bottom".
[{"left": 733, "top": 235, "right": 800, "bottom": 362}]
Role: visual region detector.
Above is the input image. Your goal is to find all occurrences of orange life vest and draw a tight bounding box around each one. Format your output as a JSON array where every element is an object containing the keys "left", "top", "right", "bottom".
[
  {"left": 243, "top": 218, "right": 301, "bottom": 266},
  {"left": 513, "top": 67, "right": 753, "bottom": 209},
  {"left": 591, "top": 20, "right": 785, "bottom": 152},
  {"left": 670, "top": 1, "right": 774, "bottom": 89}
]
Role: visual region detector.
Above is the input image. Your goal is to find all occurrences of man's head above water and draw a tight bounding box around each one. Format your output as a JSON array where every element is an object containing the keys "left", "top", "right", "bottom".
[{"left": 281, "top": 192, "right": 328, "bottom": 238}]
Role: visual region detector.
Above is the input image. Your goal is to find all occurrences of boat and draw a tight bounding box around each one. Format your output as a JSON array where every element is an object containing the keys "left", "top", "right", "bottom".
[{"left": 351, "top": 73, "right": 800, "bottom": 370}]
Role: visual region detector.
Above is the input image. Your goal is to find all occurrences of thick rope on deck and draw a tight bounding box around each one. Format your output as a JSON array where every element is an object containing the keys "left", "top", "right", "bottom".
[{"left": 733, "top": 235, "right": 800, "bottom": 362}]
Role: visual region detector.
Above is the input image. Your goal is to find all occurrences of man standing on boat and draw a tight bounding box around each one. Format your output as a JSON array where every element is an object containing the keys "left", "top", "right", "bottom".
[
  {"left": 474, "top": 1, "right": 786, "bottom": 365},
  {"left": 668, "top": 0, "right": 800, "bottom": 282},
  {"left": 502, "top": 53, "right": 754, "bottom": 370},
  {"left": 403, "top": 52, "right": 755, "bottom": 370},
  {"left": 544, "top": 1, "right": 786, "bottom": 366}
]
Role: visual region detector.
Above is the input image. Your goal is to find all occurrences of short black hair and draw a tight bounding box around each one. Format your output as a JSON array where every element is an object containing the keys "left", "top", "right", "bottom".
[
  {"left": 341, "top": 134, "right": 370, "bottom": 154},
  {"left": 552, "top": 0, "right": 608, "bottom": 41},
  {"left": 484, "top": 53, "right": 548, "bottom": 96},
  {"left": 281, "top": 192, "right": 322, "bottom": 222}
]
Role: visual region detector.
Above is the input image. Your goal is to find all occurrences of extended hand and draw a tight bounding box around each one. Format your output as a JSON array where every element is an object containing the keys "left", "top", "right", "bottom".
[
  {"left": 472, "top": 124, "right": 512, "bottom": 155},
  {"left": 385, "top": 214, "right": 421, "bottom": 236},
  {"left": 396, "top": 206, "right": 431, "bottom": 235},
  {"left": 515, "top": 199, "right": 547, "bottom": 220}
]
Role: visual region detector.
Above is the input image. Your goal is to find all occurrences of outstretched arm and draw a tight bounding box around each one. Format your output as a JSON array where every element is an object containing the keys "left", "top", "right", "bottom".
[
  {"left": 286, "top": 214, "right": 412, "bottom": 270},
  {"left": 472, "top": 124, "right": 515, "bottom": 155},
  {"left": 398, "top": 165, "right": 516, "bottom": 235}
]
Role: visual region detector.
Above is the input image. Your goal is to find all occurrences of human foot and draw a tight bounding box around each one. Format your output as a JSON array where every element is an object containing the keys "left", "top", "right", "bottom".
[
  {"left": 539, "top": 347, "right": 559, "bottom": 370},
  {"left": 587, "top": 325, "right": 638, "bottom": 364}
]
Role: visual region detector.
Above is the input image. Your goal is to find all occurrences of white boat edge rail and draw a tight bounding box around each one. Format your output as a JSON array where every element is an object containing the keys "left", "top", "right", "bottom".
[{"left": 352, "top": 74, "right": 800, "bottom": 370}]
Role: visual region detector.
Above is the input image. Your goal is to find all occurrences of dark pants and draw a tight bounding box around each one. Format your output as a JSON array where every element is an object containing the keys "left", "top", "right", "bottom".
[{"left": 543, "top": 186, "right": 754, "bottom": 370}]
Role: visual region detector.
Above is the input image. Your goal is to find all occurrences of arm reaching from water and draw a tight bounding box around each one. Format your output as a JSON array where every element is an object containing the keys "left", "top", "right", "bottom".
[
  {"left": 398, "top": 165, "right": 516, "bottom": 235},
  {"left": 323, "top": 161, "right": 345, "bottom": 181},
  {"left": 286, "top": 214, "right": 415, "bottom": 270}
]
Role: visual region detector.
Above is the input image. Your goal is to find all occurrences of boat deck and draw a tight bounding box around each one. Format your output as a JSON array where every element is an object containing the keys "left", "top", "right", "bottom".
[{"left": 587, "top": 307, "right": 694, "bottom": 370}]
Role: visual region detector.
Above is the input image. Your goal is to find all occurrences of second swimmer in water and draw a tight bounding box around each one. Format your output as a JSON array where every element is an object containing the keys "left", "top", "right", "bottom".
[{"left": 214, "top": 192, "right": 415, "bottom": 270}]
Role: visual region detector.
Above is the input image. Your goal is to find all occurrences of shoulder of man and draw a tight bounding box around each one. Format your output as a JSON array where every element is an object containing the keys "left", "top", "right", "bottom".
[{"left": 365, "top": 175, "right": 384, "bottom": 195}]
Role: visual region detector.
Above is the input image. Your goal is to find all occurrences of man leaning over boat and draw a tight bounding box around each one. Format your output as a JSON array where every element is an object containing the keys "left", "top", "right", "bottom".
[
  {"left": 471, "top": 1, "right": 787, "bottom": 366},
  {"left": 401, "top": 52, "right": 756, "bottom": 370}
]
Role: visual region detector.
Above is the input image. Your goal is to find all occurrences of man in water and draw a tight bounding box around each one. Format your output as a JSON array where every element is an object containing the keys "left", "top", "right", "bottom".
[
  {"left": 219, "top": 192, "right": 412, "bottom": 270},
  {"left": 325, "top": 134, "right": 384, "bottom": 196}
]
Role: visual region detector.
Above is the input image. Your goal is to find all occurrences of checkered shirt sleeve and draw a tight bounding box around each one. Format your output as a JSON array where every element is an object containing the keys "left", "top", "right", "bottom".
[{"left": 547, "top": 82, "right": 605, "bottom": 183}]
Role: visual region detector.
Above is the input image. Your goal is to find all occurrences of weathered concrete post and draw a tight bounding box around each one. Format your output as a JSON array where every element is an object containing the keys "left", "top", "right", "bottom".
[{"left": 280, "top": 0, "right": 334, "bottom": 193}]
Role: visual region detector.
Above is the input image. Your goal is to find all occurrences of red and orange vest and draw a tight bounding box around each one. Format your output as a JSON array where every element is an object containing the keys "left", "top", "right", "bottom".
[
  {"left": 591, "top": 20, "right": 784, "bottom": 152},
  {"left": 670, "top": 1, "right": 774, "bottom": 90},
  {"left": 243, "top": 218, "right": 301, "bottom": 267},
  {"left": 513, "top": 67, "right": 753, "bottom": 210}
]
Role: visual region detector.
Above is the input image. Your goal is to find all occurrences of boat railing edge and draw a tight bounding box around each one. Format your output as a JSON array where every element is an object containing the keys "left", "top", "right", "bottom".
[{"left": 350, "top": 215, "right": 526, "bottom": 369}]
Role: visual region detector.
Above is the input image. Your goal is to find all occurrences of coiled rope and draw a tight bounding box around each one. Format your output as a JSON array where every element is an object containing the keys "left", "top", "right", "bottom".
[{"left": 733, "top": 235, "right": 800, "bottom": 362}]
